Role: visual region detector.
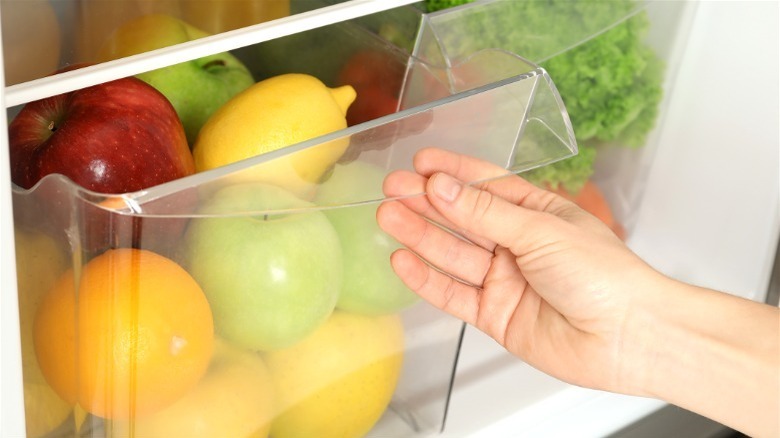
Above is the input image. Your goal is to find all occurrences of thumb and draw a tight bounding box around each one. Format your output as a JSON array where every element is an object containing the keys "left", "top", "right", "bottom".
[{"left": 426, "top": 172, "right": 555, "bottom": 256}]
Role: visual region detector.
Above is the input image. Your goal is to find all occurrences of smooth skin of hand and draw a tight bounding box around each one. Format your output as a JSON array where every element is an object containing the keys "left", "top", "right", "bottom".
[{"left": 376, "top": 148, "right": 779, "bottom": 438}]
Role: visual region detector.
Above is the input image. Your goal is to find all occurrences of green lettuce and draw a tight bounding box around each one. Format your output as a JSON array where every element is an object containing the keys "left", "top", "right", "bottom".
[{"left": 422, "top": 0, "right": 665, "bottom": 193}]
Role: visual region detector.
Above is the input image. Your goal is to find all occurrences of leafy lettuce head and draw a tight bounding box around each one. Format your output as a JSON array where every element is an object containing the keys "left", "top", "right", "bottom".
[{"left": 423, "top": 0, "right": 665, "bottom": 193}]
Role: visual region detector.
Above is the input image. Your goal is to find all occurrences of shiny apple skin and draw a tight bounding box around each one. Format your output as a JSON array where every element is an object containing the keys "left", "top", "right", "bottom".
[{"left": 9, "top": 76, "right": 194, "bottom": 194}]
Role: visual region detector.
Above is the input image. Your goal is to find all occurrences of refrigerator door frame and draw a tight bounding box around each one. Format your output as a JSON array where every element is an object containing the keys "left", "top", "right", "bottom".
[{"left": 0, "top": 39, "right": 24, "bottom": 438}]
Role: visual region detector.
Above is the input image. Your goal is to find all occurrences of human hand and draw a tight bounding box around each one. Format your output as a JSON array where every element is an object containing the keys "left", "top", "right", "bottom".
[
  {"left": 377, "top": 148, "right": 779, "bottom": 436},
  {"left": 376, "top": 148, "right": 669, "bottom": 394}
]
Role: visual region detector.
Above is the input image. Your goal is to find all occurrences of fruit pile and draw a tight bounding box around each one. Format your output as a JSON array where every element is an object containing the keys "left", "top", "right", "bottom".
[{"left": 10, "top": 13, "right": 420, "bottom": 438}]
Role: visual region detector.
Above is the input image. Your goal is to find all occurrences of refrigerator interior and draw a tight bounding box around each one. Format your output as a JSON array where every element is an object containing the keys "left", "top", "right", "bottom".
[
  {"left": 1, "top": 0, "right": 778, "bottom": 437},
  {"left": 444, "top": 1, "right": 780, "bottom": 437}
]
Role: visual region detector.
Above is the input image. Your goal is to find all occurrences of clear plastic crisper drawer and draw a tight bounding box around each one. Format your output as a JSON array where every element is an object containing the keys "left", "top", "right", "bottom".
[
  {"left": 9, "top": 10, "right": 576, "bottom": 438},
  {"left": 319, "top": 0, "right": 688, "bottom": 240}
]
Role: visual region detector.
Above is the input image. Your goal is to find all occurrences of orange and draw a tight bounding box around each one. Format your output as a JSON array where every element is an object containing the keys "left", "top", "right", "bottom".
[
  {"left": 178, "top": 0, "right": 290, "bottom": 34},
  {"left": 1, "top": 0, "right": 62, "bottom": 85},
  {"left": 33, "top": 248, "right": 214, "bottom": 420}
]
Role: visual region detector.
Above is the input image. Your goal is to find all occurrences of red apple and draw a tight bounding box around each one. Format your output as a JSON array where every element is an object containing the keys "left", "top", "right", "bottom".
[
  {"left": 8, "top": 73, "right": 196, "bottom": 255},
  {"left": 8, "top": 74, "right": 194, "bottom": 194}
]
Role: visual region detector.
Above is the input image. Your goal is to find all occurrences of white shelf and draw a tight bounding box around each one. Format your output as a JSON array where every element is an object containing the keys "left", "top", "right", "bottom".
[{"left": 3, "top": 0, "right": 420, "bottom": 108}]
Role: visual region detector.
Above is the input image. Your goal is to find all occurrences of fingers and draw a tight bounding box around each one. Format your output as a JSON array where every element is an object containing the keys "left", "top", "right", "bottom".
[
  {"left": 385, "top": 238, "right": 534, "bottom": 346},
  {"left": 381, "top": 147, "right": 581, "bottom": 267},
  {"left": 412, "top": 147, "right": 564, "bottom": 214},
  {"left": 383, "top": 148, "right": 573, "bottom": 229},
  {"left": 412, "top": 147, "right": 509, "bottom": 181},
  {"left": 425, "top": 172, "right": 560, "bottom": 258},
  {"left": 382, "top": 170, "right": 497, "bottom": 251},
  {"left": 381, "top": 169, "right": 440, "bottom": 225},
  {"left": 475, "top": 246, "right": 530, "bottom": 342},
  {"left": 377, "top": 199, "right": 493, "bottom": 287},
  {"left": 388, "top": 249, "right": 480, "bottom": 327}
]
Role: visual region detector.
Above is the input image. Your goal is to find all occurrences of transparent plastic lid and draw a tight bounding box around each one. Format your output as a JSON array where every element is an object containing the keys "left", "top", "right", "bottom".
[
  {"left": 13, "top": 50, "right": 576, "bottom": 218},
  {"left": 9, "top": 5, "right": 578, "bottom": 438},
  {"left": 416, "top": 0, "right": 648, "bottom": 64}
]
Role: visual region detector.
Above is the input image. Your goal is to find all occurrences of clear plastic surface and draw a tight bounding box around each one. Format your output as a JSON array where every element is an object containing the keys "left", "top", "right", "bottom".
[
  {"left": 418, "top": 0, "right": 648, "bottom": 64},
  {"left": 9, "top": 9, "right": 576, "bottom": 438}
]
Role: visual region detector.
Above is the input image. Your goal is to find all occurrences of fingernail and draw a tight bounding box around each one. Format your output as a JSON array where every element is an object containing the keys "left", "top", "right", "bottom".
[{"left": 432, "top": 173, "right": 461, "bottom": 202}]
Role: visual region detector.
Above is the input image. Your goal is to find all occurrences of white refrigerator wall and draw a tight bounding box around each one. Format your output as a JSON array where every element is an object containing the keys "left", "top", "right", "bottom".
[
  {"left": 629, "top": 0, "right": 780, "bottom": 299},
  {"left": 444, "top": 1, "right": 779, "bottom": 437}
]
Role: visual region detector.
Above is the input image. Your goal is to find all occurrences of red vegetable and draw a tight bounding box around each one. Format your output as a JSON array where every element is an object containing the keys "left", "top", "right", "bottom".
[
  {"left": 337, "top": 50, "right": 404, "bottom": 126},
  {"left": 553, "top": 180, "right": 626, "bottom": 240}
]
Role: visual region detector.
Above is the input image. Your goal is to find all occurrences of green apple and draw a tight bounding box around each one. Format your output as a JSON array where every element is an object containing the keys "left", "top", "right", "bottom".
[
  {"left": 315, "top": 161, "right": 419, "bottom": 315},
  {"left": 98, "top": 13, "right": 255, "bottom": 145},
  {"left": 184, "top": 182, "right": 342, "bottom": 351},
  {"left": 111, "top": 339, "right": 275, "bottom": 438}
]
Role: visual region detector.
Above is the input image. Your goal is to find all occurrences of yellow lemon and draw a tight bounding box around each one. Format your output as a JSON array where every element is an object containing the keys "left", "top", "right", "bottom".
[
  {"left": 265, "top": 312, "right": 404, "bottom": 438},
  {"left": 14, "top": 228, "right": 73, "bottom": 437},
  {"left": 109, "top": 339, "right": 275, "bottom": 438},
  {"left": 193, "top": 73, "right": 356, "bottom": 197}
]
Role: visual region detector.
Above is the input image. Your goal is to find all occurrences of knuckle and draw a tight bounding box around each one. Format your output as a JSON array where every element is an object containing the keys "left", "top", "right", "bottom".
[
  {"left": 408, "top": 220, "right": 432, "bottom": 251},
  {"left": 439, "top": 276, "right": 459, "bottom": 313},
  {"left": 470, "top": 189, "right": 496, "bottom": 225}
]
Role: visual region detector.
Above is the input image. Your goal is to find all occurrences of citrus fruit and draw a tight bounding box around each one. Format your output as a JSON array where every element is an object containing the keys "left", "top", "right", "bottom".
[
  {"left": 33, "top": 248, "right": 215, "bottom": 420},
  {"left": 73, "top": 1, "right": 177, "bottom": 62},
  {"left": 193, "top": 73, "right": 356, "bottom": 197},
  {"left": 96, "top": 13, "right": 256, "bottom": 145},
  {"left": 110, "top": 338, "right": 275, "bottom": 438},
  {"left": 14, "top": 229, "right": 73, "bottom": 436},
  {"left": 178, "top": 0, "right": 290, "bottom": 34},
  {"left": 265, "top": 311, "right": 404, "bottom": 438},
  {"left": 1, "top": 0, "right": 61, "bottom": 85}
]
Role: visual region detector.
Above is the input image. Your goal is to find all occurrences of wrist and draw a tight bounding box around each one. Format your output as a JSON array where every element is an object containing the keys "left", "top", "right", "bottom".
[
  {"left": 613, "top": 269, "right": 682, "bottom": 397},
  {"left": 621, "top": 276, "right": 779, "bottom": 436}
]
